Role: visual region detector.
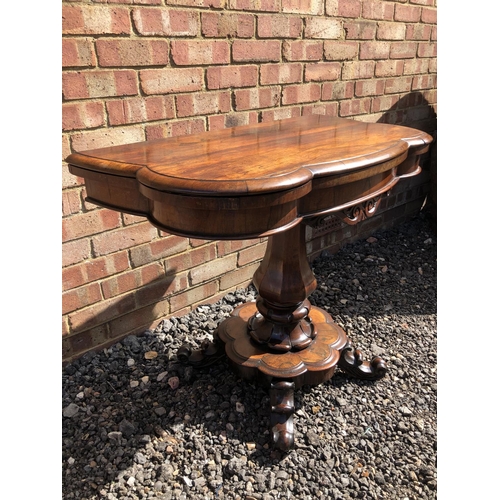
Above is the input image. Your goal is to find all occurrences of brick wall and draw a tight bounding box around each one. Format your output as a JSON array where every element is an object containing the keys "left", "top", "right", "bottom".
[{"left": 62, "top": 0, "right": 437, "bottom": 363}]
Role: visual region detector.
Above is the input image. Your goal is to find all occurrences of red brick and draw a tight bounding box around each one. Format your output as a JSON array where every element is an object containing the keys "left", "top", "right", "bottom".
[
  {"left": 233, "top": 40, "right": 281, "bottom": 62},
  {"left": 202, "top": 12, "right": 254, "bottom": 38},
  {"left": 371, "top": 95, "right": 399, "bottom": 113},
  {"left": 129, "top": 235, "right": 189, "bottom": 267},
  {"left": 362, "top": 0, "right": 394, "bottom": 20},
  {"left": 62, "top": 5, "right": 131, "bottom": 35},
  {"left": 134, "top": 274, "right": 188, "bottom": 309},
  {"left": 305, "top": 17, "right": 342, "bottom": 39},
  {"left": 339, "top": 98, "right": 371, "bottom": 117},
  {"left": 377, "top": 22, "right": 406, "bottom": 40},
  {"left": 322, "top": 81, "right": 355, "bottom": 100},
  {"left": 217, "top": 239, "right": 261, "bottom": 257},
  {"left": 390, "top": 42, "right": 418, "bottom": 59},
  {"left": 63, "top": 283, "right": 103, "bottom": 315},
  {"left": 190, "top": 254, "right": 237, "bottom": 285},
  {"left": 237, "top": 242, "right": 267, "bottom": 267},
  {"left": 324, "top": 41, "right": 358, "bottom": 61},
  {"left": 394, "top": 4, "right": 421, "bottom": 22},
  {"left": 417, "top": 42, "right": 436, "bottom": 58},
  {"left": 342, "top": 61, "right": 375, "bottom": 80},
  {"left": 234, "top": 87, "right": 281, "bottom": 111},
  {"left": 431, "top": 25, "right": 437, "bottom": 41},
  {"left": 172, "top": 40, "right": 230, "bottom": 66},
  {"left": 92, "top": 223, "right": 159, "bottom": 256},
  {"left": 93, "top": 0, "right": 162, "bottom": 4},
  {"left": 101, "top": 262, "right": 164, "bottom": 299},
  {"left": 228, "top": 0, "right": 280, "bottom": 11},
  {"left": 62, "top": 209, "right": 121, "bottom": 242},
  {"left": 145, "top": 119, "right": 206, "bottom": 140},
  {"left": 412, "top": 74, "right": 436, "bottom": 91},
  {"left": 62, "top": 70, "right": 138, "bottom": 99},
  {"left": 166, "top": 0, "right": 225, "bottom": 7},
  {"left": 62, "top": 38, "right": 96, "bottom": 68},
  {"left": 133, "top": 8, "right": 199, "bottom": 36},
  {"left": 257, "top": 15, "right": 302, "bottom": 38},
  {"left": 63, "top": 102, "right": 106, "bottom": 131},
  {"left": 96, "top": 39, "right": 169, "bottom": 67},
  {"left": 261, "top": 107, "right": 301, "bottom": 122},
  {"left": 283, "top": 41, "right": 323, "bottom": 61},
  {"left": 403, "top": 58, "right": 429, "bottom": 75},
  {"left": 384, "top": 76, "right": 413, "bottom": 94},
  {"left": 207, "top": 65, "right": 259, "bottom": 90},
  {"left": 359, "top": 42, "right": 391, "bottom": 60},
  {"left": 421, "top": 7, "right": 437, "bottom": 24},
  {"left": 375, "top": 59, "right": 404, "bottom": 77},
  {"left": 305, "top": 62, "right": 341, "bottom": 82},
  {"left": 63, "top": 239, "right": 92, "bottom": 267},
  {"left": 176, "top": 91, "right": 231, "bottom": 117},
  {"left": 208, "top": 112, "right": 259, "bottom": 130},
  {"left": 260, "top": 63, "right": 303, "bottom": 85},
  {"left": 302, "top": 102, "right": 338, "bottom": 116},
  {"left": 405, "top": 24, "right": 432, "bottom": 41},
  {"left": 71, "top": 126, "right": 145, "bottom": 151},
  {"left": 344, "top": 21, "right": 377, "bottom": 39},
  {"left": 220, "top": 263, "right": 259, "bottom": 291},
  {"left": 62, "top": 189, "right": 83, "bottom": 217},
  {"left": 106, "top": 96, "right": 175, "bottom": 125},
  {"left": 355, "top": 79, "right": 385, "bottom": 97},
  {"left": 282, "top": 0, "right": 324, "bottom": 15},
  {"left": 282, "top": 83, "right": 321, "bottom": 105},
  {"left": 170, "top": 282, "right": 218, "bottom": 314},
  {"left": 140, "top": 68, "right": 204, "bottom": 95},
  {"left": 165, "top": 244, "right": 217, "bottom": 274},
  {"left": 326, "top": 0, "right": 362, "bottom": 17}
]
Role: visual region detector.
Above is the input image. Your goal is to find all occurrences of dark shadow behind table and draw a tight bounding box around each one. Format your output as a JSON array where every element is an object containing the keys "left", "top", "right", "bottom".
[{"left": 67, "top": 115, "right": 432, "bottom": 450}]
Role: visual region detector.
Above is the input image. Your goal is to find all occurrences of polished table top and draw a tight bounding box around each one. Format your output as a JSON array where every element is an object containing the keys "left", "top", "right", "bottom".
[{"left": 67, "top": 115, "right": 432, "bottom": 239}]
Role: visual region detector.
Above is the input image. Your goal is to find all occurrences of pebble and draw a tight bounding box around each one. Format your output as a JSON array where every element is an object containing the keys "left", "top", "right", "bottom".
[{"left": 62, "top": 211, "right": 437, "bottom": 500}]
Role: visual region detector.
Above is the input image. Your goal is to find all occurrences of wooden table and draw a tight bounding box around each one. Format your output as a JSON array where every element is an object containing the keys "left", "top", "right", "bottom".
[{"left": 67, "top": 115, "right": 432, "bottom": 450}]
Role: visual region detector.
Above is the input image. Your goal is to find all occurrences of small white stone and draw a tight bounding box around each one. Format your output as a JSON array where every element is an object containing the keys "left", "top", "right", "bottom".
[
  {"left": 127, "top": 359, "right": 135, "bottom": 367},
  {"left": 130, "top": 380, "right": 139, "bottom": 388}
]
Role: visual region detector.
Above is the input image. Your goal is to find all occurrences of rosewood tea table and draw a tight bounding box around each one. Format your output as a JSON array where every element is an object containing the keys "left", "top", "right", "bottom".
[{"left": 67, "top": 115, "right": 432, "bottom": 450}]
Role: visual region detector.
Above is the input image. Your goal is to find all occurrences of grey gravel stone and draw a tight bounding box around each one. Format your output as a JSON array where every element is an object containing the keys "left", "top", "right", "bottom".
[{"left": 62, "top": 210, "right": 437, "bottom": 500}]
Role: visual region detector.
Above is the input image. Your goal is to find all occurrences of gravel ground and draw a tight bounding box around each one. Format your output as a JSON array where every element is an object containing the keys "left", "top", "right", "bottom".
[{"left": 62, "top": 209, "right": 437, "bottom": 500}]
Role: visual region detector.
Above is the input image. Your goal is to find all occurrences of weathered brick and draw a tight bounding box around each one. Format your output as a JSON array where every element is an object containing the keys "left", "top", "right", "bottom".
[
  {"left": 260, "top": 63, "right": 303, "bottom": 85},
  {"left": 359, "top": 42, "right": 391, "bottom": 60},
  {"left": 377, "top": 22, "right": 406, "bottom": 40},
  {"left": 282, "top": 83, "right": 321, "bottom": 105},
  {"left": 417, "top": 42, "right": 437, "bottom": 58},
  {"left": 234, "top": 86, "right": 281, "bottom": 110},
  {"left": 62, "top": 38, "right": 96, "bottom": 68},
  {"left": 233, "top": 40, "right": 281, "bottom": 62},
  {"left": 394, "top": 3, "right": 421, "bottom": 22},
  {"left": 202, "top": 12, "right": 254, "bottom": 38},
  {"left": 339, "top": 98, "right": 371, "bottom": 117},
  {"left": 145, "top": 119, "right": 206, "bottom": 139},
  {"left": 362, "top": 0, "right": 394, "bottom": 20},
  {"left": 412, "top": 74, "right": 436, "bottom": 91},
  {"left": 63, "top": 239, "right": 92, "bottom": 268},
  {"left": 106, "top": 96, "right": 175, "bottom": 125},
  {"left": 371, "top": 94, "right": 399, "bottom": 113},
  {"left": 324, "top": 41, "right": 358, "bottom": 61},
  {"left": 62, "top": 189, "right": 83, "bottom": 217},
  {"left": 140, "top": 68, "right": 204, "bottom": 95},
  {"left": 302, "top": 102, "right": 338, "bottom": 116},
  {"left": 355, "top": 79, "right": 385, "bottom": 97},
  {"left": 71, "top": 126, "right": 145, "bottom": 151},
  {"left": 257, "top": 15, "right": 302, "bottom": 38},
  {"left": 176, "top": 91, "right": 231, "bottom": 117},
  {"left": 326, "top": 0, "right": 362, "bottom": 17},
  {"left": 322, "top": 81, "right": 355, "bottom": 100},
  {"left": 63, "top": 102, "right": 106, "bottom": 131},
  {"left": 190, "top": 254, "right": 237, "bottom": 285},
  {"left": 344, "top": 21, "right": 377, "bottom": 40},
  {"left": 305, "top": 62, "right": 341, "bottom": 82},
  {"left": 96, "top": 39, "right": 169, "bottom": 67},
  {"left": 342, "top": 61, "right": 375, "bottom": 80},
  {"left": 172, "top": 40, "right": 230, "bottom": 65},
  {"left": 170, "top": 282, "right": 218, "bottom": 314},
  {"left": 220, "top": 263, "right": 259, "bottom": 291},
  {"left": 421, "top": 7, "right": 437, "bottom": 24},
  {"left": 261, "top": 106, "right": 302, "bottom": 121},
  {"left": 405, "top": 24, "right": 432, "bottom": 41},
  {"left": 62, "top": 209, "right": 121, "bottom": 242},
  {"left": 216, "top": 239, "right": 261, "bottom": 257},
  {"left": 228, "top": 0, "right": 280, "bottom": 12},
  {"left": 390, "top": 42, "right": 418, "bottom": 59},
  {"left": 282, "top": 0, "right": 324, "bottom": 15},
  {"left": 207, "top": 65, "right": 259, "bottom": 89},
  {"left": 62, "top": 5, "right": 131, "bottom": 35},
  {"left": 283, "top": 40, "right": 323, "bottom": 61},
  {"left": 63, "top": 70, "right": 138, "bottom": 99},
  {"left": 403, "top": 58, "right": 429, "bottom": 75},
  {"left": 133, "top": 8, "right": 199, "bottom": 36},
  {"left": 304, "top": 17, "right": 342, "bottom": 39},
  {"left": 208, "top": 112, "right": 259, "bottom": 130},
  {"left": 375, "top": 59, "right": 404, "bottom": 77},
  {"left": 384, "top": 76, "right": 413, "bottom": 94},
  {"left": 63, "top": 283, "right": 103, "bottom": 315},
  {"left": 167, "top": 0, "right": 225, "bottom": 8},
  {"left": 92, "top": 223, "right": 159, "bottom": 256}
]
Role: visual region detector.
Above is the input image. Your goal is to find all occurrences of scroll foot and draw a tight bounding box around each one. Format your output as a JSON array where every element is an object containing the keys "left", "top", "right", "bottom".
[
  {"left": 338, "top": 341, "right": 387, "bottom": 380},
  {"left": 177, "top": 332, "right": 225, "bottom": 368},
  {"left": 269, "top": 379, "right": 295, "bottom": 451}
]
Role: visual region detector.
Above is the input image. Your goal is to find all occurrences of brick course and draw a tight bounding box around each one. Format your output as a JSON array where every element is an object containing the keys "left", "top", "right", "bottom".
[{"left": 62, "top": 0, "right": 437, "bottom": 363}]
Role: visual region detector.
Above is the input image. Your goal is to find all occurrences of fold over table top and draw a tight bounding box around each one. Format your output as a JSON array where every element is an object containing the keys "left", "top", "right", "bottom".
[{"left": 67, "top": 115, "right": 432, "bottom": 239}]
